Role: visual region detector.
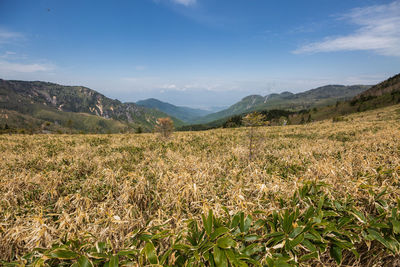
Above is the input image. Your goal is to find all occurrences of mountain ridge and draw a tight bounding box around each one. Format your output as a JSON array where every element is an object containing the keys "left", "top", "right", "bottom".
[
  {"left": 136, "top": 98, "right": 212, "bottom": 122},
  {"left": 193, "top": 84, "right": 371, "bottom": 124},
  {"left": 355, "top": 73, "right": 400, "bottom": 99},
  {"left": 0, "top": 79, "right": 183, "bottom": 133}
]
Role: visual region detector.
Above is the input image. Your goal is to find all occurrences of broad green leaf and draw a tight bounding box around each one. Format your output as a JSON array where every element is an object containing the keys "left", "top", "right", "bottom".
[
  {"left": 144, "top": 242, "right": 158, "bottom": 264},
  {"left": 213, "top": 246, "right": 228, "bottom": 267},
  {"left": 317, "top": 195, "right": 325, "bottom": 212},
  {"left": 386, "top": 237, "right": 400, "bottom": 253},
  {"left": 48, "top": 249, "right": 79, "bottom": 260},
  {"left": 330, "top": 245, "right": 342, "bottom": 265},
  {"left": 350, "top": 210, "right": 367, "bottom": 224},
  {"left": 390, "top": 218, "right": 400, "bottom": 234},
  {"left": 231, "top": 214, "right": 241, "bottom": 229},
  {"left": 87, "top": 252, "right": 108, "bottom": 259},
  {"left": 282, "top": 210, "right": 292, "bottom": 234},
  {"left": 243, "top": 215, "right": 252, "bottom": 233},
  {"left": 323, "top": 211, "right": 339, "bottom": 217},
  {"left": 77, "top": 255, "right": 93, "bottom": 267},
  {"left": 109, "top": 255, "right": 118, "bottom": 267},
  {"left": 32, "top": 258, "right": 45, "bottom": 267},
  {"left": 217, "top": 237, "right": 237, "bottom": 249},
  {"left": 299, "top": 251, "right": 318, "bottom": 262},
  {"left": 288, "top": 233, "right": 304, "bottom": 250},
  {"left": 369, "top": 222, "right": 390, "bottom": 229},
  {"left": 338, "top": 217, "right": 352, "bottom": 228},
  {"left": 367, "top": 228, "right": 391, "bottom": 250},
  {"left": 351, "top": 248, "right": 360, "bottom": 259},
  {"left": 203, "top": 210, "right": 213, "bottom": 236},
  {"left": 173, "top": 244, "right": 191, "bottom": 250},
  {"left": 244, "top": 234, "right": 259, "bottom": 242},
  {"left": 225, "top": 249, "right": 241, "bottom": 267},
  {"left": 210, "top": 227, "right": 230, "bottom": 240},
  {"left": 269, "top": 259, "right": 292, "bottom": 267},
  {"left": 159, "top": 249, "right": 173, "bottom": 265},
  {"left": 239, "top": 212, "right": 245, "bottom": 233},
  {"left": 303, "top": 206, "right": 315, "bottom": 222},
  {"left": 308, "top": 228, "right": 323, "bottom": 242},
  {"left": 288, "top": 227, "right": 304, "bottom": 239},
  {"left": 95, "top": 242, "right": 107, "bottom": 253},
  {"left": 301, "top": 239, "right": 317, "bottom": 252},
  {"left": 117, "top": 250, "right": 138, "bottom": 257},
  {"left": 332, "top": 240, "right": 354, "bottom": 250},
  {"left": 264, "top": 231, "right": 285, "bottom": 238},
  {"left": 241, "top": 243, "right": 263, "bottom": 256}
]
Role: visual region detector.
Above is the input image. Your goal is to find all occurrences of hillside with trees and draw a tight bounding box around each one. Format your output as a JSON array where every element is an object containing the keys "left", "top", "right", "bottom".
[{"left": 0, "top": 79, "right": 183, "bottom": 133}]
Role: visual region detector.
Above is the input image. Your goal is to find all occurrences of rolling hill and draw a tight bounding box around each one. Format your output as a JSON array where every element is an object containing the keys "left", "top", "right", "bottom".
[
  {"left": 180, "top": 74, "right": 400, "bottom": 131},
  {"left": 136, "top": 98, "right": 212, "bottom": 122},
  {"left": 356, "top": 73, "right": 400, "bottom": 100},
  {"left": 194, "top": 85, "right": 371, "bottom": 124},
  {"left": 278, "top": 73, "right": 400, "bottom": 125},
  {"left": 0, "top": 79, "right": 183, "bottom": 133}
]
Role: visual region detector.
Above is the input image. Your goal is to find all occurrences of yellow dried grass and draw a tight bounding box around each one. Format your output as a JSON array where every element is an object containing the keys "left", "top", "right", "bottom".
[{"left": 1, "top": 104, "right": 400, "bottom": 260}]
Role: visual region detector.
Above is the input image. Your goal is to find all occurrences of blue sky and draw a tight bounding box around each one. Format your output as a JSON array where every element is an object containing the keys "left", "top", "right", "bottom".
[{"left": 0, "top": 0, "right": 400, "bottom": 108}]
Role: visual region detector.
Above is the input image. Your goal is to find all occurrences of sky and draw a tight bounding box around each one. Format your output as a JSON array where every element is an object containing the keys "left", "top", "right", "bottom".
[{"left": 0, "top": 0, "right": 400, "bottom": 109}]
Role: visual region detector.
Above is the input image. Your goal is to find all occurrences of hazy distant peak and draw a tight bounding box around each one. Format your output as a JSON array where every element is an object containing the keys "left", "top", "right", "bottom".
[
  {"left": 241, "top": 95, "right": 264, "bottom": 101},
  {"left": 193, "top": 84, "right": 371, "bottom": 124},
  {"left": 136, "top": 98, "right": 214, "bottom": 122}
]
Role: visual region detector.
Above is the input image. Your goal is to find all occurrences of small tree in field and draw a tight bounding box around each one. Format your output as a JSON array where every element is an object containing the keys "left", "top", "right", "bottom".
[
  {"left": 243, "top": 112, "right": 267, "bottom": 161},
  {"left": 155, "top": 117, "right": 174, "bottom": 139}
]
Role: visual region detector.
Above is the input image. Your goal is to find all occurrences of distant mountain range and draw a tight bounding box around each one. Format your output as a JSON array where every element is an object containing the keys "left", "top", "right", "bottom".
[
  {"left": 0, "top": 79, "right": 183, "bottom": 133},
  {"left": 3, "top": 74, "right": 400, "bottom": 134},
  {"left": 177, "top": 73, "right": 400, "bottom": 131},
  {"left": 193, "top": 85, "right": 371, "bottom": 124},
  {"left": 136, "top": 98, "right": 213, "bottom": 122},
  {"left": 297, "top": 73, "right": 400, "bottom": 124}
]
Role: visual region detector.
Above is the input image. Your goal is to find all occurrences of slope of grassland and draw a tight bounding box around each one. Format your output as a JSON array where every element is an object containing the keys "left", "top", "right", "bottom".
[{"left": 1, "top": 105, "right": 400, "bottom": 265}]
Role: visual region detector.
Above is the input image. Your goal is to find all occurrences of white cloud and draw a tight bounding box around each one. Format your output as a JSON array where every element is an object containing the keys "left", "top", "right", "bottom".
[
  {"left": 172, "top": 0, "right": 196, "bottom": 7},
  {"left": 135, "top": 65, "right": 146, "bottom": 71},
  {"left": 0, "top": 28, "right": 23, "bottom": 44},
  {"left": 0, "top": 60, "right": 53, "bottom": 73},
  {"left": 0, "top": 51, "right": 17, "bottom": 58},
  {"left": 294, "top": 1, "right": 400, "bottom": 56},
  {"left": 162, "top": 83, "right": 178, "bottom": 89}
]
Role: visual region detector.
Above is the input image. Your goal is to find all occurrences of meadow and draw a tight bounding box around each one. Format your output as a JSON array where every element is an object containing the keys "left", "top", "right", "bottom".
[{"left": 1, "top": 104, "right": 400, "bottom": 266}]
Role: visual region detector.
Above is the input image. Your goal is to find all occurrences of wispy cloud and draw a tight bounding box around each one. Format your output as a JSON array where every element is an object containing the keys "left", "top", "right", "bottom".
[
  {"left": 0, "top": 60, "right": 53, "bottom": 73},
  {"left": 0, "top": 51, "right": 17, "bottom": 58},
  {"left": 135, "top": 65, "right": 147, "bottom": 71},
  {"left": 294, "top": 1, "right": 400, "bottom": 56},
  {"left": 0, "top": 28, "right": 24, "bottom": 44},
  {"left": 172, "top": 0, "right": 196, "bottom": 7},
  {"left": 162, "top": 83, "right": 178, "bottom": 89}
]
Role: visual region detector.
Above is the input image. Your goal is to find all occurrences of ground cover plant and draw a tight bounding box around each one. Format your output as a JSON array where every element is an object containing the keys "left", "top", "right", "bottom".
[{"left": 1, "top": 104, "right": 400, "bottom": 266}]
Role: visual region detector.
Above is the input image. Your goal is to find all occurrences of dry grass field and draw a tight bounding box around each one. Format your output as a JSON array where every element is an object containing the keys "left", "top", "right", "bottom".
[{"left": 1, "top": 104, "right": 400, "bottom": 265}]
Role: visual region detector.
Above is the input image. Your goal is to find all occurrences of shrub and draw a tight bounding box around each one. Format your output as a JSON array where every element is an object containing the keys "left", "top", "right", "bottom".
[
  {"left": 332, "top": 116, "right": 347, "bottom": 123},
  {"left": 242, "top": 112, "right": 267, "bottom": 160},
  {"left": 155, "top": 117, "right": 174, "bottom": 139}
]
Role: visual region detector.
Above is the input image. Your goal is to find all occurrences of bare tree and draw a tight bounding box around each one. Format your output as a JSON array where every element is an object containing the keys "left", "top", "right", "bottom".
[
  {"left": 155, "top": 117, "right": 174, "bottom": 139},
  {"left": 242, "top": 112, "right": 267, "bottom": 161}
]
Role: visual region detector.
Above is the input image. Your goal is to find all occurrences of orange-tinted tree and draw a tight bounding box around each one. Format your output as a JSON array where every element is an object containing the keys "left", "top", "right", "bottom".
[{"left": 155, "top": 117, "right": 174, "bottom": 138}]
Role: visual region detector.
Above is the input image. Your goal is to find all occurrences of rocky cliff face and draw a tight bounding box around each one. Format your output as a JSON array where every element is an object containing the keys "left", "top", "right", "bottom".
[{"left": 0, "top": 79, "right": 183, "bottom": 132}]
